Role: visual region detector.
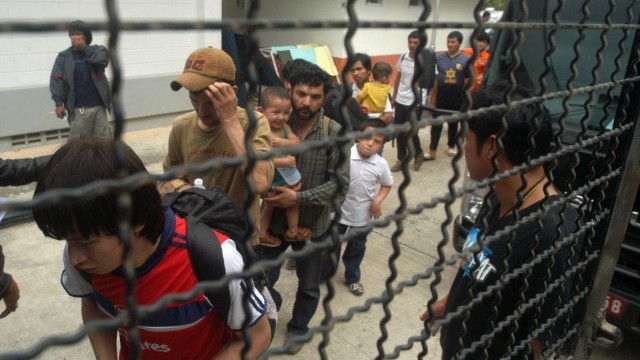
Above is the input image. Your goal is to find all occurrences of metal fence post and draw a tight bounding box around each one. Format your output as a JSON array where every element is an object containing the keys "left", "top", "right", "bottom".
[{"left": 574, "top": 112, "right": 640, "bottom": 358}]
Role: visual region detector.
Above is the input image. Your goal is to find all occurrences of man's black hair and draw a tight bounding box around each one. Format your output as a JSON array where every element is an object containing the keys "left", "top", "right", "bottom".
[
  {"left": 33, "top": 139, "right": 164, "bottom": 244},
  {"left": 408, "top": 30, "right": 427, "bottom": 44},
  {"left": 289, "top": 60, "right": 332, "bottom": 96},
  {"left": 470, "top": 81, "right": 553, "bottom": 166},
  {"left": 482, "top": 10, "right": 491, "bottom": 18},
  {"left": 352, "top": 53, "right": 372, "bottom": 71},
  {"left": 259, "top": 86, "right": 290, "bottom": 108},
  {"left": 477, "top": 31, "right": 490, "bottom": 44},
  {"left": 282, "top": 58, "right": 314, "bottom": 82},
  {"left": 448, "top": 31, "right": 464, "bottom": 44}
]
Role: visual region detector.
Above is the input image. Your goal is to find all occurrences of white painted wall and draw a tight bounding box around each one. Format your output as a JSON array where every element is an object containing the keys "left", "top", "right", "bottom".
[
  {"left": 0, "top": 0, "right": 223, "bottom": 89},
  {"left": 230, "top": 0, "right": 477, "bottom": 57},
  {"left": 0, "top": 0, "right": 479, "bottom": 150}
]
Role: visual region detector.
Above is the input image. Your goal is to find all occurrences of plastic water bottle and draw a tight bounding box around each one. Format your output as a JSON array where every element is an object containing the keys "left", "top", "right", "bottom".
[{"left": 193, "top": 178, "right": 205, "bottom": 189}]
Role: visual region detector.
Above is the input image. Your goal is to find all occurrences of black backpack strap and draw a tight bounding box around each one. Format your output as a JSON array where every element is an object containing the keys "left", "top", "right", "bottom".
[{"left": 186, "top": 216, "right": 232, "bottom": 326}]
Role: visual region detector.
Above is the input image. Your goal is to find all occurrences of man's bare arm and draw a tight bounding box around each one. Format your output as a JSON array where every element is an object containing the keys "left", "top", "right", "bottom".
[
  {"left": 214, "top": 316, "right": 271, "bottom": 360},
  {"left": 82, "top": 297, "right": 117, "bottom": 360}
]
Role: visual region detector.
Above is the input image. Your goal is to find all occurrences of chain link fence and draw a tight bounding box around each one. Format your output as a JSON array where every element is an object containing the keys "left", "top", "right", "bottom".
[{"left": 2, "top": 0, "right": 640, "bottom": 359}]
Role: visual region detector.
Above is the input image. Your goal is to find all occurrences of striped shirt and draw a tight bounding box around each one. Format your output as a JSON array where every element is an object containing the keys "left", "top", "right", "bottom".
[{"left": 269, "top": 111, "right": 351, "bottom": 238}]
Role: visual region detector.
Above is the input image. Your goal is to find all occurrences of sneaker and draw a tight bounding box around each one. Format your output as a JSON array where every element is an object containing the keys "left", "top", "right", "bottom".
[
  {"left": 447, "top": 147, "right": 457, "bottom": 156},
  {"left": 348, "top": 282, "right": 364, "bottom": 296},
  {"left": 285, "top": 258, "right": 296, "bottom": 270},
  {"left": 390, "top": 160, "right": 402, "bottom": 173},
  {"left": 413, "top": 154, "right": 424, "bottom": 171},
  {"left": 423, "top": 152, "right": 436, "bottom": 161}
]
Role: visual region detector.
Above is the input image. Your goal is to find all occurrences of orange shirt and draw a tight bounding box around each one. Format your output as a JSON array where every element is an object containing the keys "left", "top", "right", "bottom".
[{"left": 462, "top": 48, "right": 490, "bottom": 92}]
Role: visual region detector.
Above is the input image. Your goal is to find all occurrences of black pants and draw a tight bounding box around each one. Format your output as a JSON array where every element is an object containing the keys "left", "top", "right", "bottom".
[
  {"left": 394, "top": 102, "right": 424, "bottom": 160},
  {"left": 257, "top": 231, "right": 326, "bottom": 335},
  {"left": 430, "top": 104, "right": 461, "bottom": 151}
]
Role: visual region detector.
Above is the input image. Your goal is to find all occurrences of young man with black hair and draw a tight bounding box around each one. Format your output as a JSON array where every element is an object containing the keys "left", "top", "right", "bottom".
[
  {"left": 421, "top": 82, "right": 584, "bottom": 359},
  {"left": 161, "top": 47, "right": 274, "bottom": 246},
  {"left": 33, "top": 138, "right": 271, "bottom": 359},
  {"left": 462, "top": 31, "right": 491, "bottom": 93},
  {"left": 391, "top": 30, "right": 428, "bottom": 172},
  {"left": 50, "top": 20, "right": 112, "bottom": 140},
  {"left": 261, "top": 60, "right": 350, "bottom": 354},
  {"left": 426, "top": 30, "right": 470, "bottom": 160}
]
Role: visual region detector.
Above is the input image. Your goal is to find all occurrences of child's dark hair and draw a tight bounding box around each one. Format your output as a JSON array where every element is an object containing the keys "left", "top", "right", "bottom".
[
  {"left": 33, "top": 139, "right": 164, "bottom": 244},
  {"left": 359, "top": 118, "right": 389, "bottom": 143},
  {"left": 470, "top": 81, "right": 553, "bottom": 166},
  {"left": 372, "top": 62, "right": 393, "bottom": 81},
  {"left": 360, "top": 118, "right": 388, "bottom": 131},
  {"left": 259, "top": 86, "right": 290, "bottom": 108}
]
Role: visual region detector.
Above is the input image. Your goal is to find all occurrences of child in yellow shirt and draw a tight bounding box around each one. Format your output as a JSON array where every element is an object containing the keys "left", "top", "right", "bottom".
[{"left": 356, "top": 62, "right": 393, "bottom": 114}]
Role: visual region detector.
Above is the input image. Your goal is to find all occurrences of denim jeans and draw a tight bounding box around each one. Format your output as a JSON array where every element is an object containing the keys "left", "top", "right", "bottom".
[
  {"left": 257, "top": 231, "right": 325, "bottom": 335},
  {"left": 321, "top": 224, "right": 369, "bottom": 284}
]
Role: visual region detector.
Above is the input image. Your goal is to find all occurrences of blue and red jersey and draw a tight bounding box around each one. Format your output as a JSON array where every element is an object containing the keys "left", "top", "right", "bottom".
[{"left": 61, "top": 209, "right": 265, "bottom": 359}]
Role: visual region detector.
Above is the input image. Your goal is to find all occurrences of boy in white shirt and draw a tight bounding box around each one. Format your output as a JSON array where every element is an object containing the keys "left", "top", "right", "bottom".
[{"left": 335, "top": 119, "right": 393, "bottom": 295}]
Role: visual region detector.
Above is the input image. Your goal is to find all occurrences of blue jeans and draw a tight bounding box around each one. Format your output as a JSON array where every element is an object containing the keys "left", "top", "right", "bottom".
[
  {"left": 321, "top": 224, "right": 369, "bottom": 284},
  {"left": 339, "top": 224, "right": 369, "bottom": 284},
  {"left": 257, "top": 231, "right": 325, "bottom": 335}
]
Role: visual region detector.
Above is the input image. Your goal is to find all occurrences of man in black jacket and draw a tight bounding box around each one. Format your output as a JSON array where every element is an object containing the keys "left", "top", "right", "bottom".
[{"left": 0, "top": 155, "right": 50, "bottom": 318}]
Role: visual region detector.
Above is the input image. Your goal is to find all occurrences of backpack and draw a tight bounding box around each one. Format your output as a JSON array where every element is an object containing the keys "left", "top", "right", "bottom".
[
  {"left": 162, "top": 187, "right": 274, "bottom": 329},
  {"left": 323, "top": 84, "right": 369, "bottom": 131}
]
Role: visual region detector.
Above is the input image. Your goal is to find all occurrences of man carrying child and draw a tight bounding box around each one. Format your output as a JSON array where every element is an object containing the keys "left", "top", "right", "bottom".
[{"left": 257, "top": 86, "right": 311, "bottom": 247}]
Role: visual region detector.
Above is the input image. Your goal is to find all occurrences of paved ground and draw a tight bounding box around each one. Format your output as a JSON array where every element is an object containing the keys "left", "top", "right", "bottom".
[{"left": 0, "top": 124, "right": 636, "bottom": 359}]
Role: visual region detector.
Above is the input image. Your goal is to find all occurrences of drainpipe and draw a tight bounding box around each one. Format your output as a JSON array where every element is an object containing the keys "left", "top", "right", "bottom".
[{"left": 430, "top": 0, "right": 441, "bottom": 50}]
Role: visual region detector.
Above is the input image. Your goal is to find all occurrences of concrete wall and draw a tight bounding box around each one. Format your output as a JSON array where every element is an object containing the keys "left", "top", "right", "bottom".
[
  {"left": 245, "top": 0, "right": 476, "bottom": 56},
  {"left": 0, "top": 0, "right": 477, "bottom": 151},
  {"left": 0, "top": 0, "right": 222, "bottom": 150}
]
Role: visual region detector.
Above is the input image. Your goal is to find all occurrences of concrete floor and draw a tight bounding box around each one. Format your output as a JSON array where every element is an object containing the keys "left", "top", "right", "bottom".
[{"left": 0, "top": 124, "right": 637, "bottom": 359}]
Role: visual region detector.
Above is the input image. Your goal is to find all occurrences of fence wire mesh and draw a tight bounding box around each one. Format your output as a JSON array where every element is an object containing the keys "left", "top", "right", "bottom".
[{"left": 1, "top": 0, "right": 640, "bottom": 359}]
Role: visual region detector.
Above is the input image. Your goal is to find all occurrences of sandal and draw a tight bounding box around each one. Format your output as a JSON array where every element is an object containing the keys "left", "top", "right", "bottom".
[
  {"left": 284, "top": 227, "right": 312, "bottom": 242},
  {"left": 258, "top": 233, "right": 282, "bottom": 247},
  {"left": 423, "top": 153, "right": 436, "bottom": 161}
]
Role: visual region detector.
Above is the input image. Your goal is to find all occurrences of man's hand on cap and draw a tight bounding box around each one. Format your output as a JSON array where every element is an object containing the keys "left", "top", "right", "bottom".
[{"left": 204, "top": 82, "right": 238, "bottom": 127}]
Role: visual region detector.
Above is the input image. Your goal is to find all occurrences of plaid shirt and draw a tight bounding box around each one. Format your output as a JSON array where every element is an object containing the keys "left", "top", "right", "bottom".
[{"left": 269, "top": 111, "right": 350, "bottom": 238}]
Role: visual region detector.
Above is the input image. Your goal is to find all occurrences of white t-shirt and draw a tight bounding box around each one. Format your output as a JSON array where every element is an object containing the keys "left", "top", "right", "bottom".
[
  {"left": 395, "top": 52, "right": 428, "bottom": 106},
  {"left": 340, "top": 144, "right": 394, "bottom": 227}
]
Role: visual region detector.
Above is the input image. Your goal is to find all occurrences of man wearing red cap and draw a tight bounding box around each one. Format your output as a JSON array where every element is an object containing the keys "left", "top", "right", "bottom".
[
  {"left": 50, "top": 20, "right": 112, "bottom": 140},
  {"left": 160, "top": 47, "right": 274, "bottom": 246}
]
